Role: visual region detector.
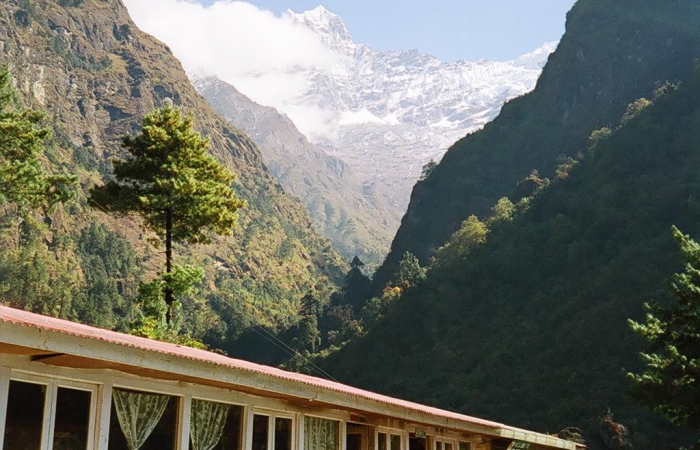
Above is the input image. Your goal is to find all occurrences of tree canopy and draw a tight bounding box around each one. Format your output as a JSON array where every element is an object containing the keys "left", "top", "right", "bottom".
[
  {"left": 90, "top": 106, "right": 245, "bottom": 320},
  {"left": 0, "top": 67, "right": 75, "bottom": 210},
  {"left": 628, "top": 226, "right": 700, "bottom": 431}
]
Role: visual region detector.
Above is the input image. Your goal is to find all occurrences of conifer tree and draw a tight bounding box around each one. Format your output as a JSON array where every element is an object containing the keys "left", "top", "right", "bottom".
[
  {"left": 0, "top": 67, "right": 75, "bottom": 210},
  {"left": 628, "top": 226, "right": 700, "bottom": 432},
  {"left": 343, "top": 256, "right": 371, "bottom": 313},
  {"left": 90, "top": 106, "right": 245, "bottom": 323}
]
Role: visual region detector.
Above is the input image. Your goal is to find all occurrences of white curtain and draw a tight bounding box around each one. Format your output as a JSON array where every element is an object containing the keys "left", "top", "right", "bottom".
[
  {"left": 190, "top": 399, "right": 231, "bottom": 450},
  {"left": 113, "top": 389, "right": 170, "bottom": 450},
  {"left": 304, "top": 417, "right": 339, "bottom": 450}
]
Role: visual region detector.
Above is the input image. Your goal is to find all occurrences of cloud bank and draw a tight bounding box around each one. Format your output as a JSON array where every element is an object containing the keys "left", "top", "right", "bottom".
[{"left": 122, "top": 0, "right": 340, "bottom": 136}]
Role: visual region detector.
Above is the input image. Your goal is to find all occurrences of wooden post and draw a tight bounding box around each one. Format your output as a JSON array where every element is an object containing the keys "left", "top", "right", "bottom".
[
  {"left": 178, "top": 396, "right": 192, "bottom": 450},
  {"left": 95, "top": 383, "right": 113, "bottom": 450}
]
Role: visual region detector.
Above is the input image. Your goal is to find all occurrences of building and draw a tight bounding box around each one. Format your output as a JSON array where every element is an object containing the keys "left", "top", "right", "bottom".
[{"left": 0, "top": 305, "right": 583, "bottom": 450}]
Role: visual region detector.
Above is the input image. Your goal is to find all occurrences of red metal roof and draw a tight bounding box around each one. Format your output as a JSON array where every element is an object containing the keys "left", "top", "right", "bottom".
[{"left": 0, "top": 305, "right": 503, "bottom": 429}]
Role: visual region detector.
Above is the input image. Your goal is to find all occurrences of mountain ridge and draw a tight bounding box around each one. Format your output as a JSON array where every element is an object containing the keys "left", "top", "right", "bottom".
[
  {"left": 0, "top": 0, "right": 344, "bottom": 353},
  {"left": 372, "top": 0, "right": 700, "bottom": 290}
]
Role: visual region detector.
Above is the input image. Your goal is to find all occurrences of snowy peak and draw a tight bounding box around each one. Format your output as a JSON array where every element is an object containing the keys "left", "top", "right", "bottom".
[
  {"left": 272, "top": 6, "right": 555, "bottom": 215},
  {"left": 287, "top": 6, "right": 355, "bottom": 51},
  {"left": 511, "top": 41, "right": 558, "bottom": 70}
]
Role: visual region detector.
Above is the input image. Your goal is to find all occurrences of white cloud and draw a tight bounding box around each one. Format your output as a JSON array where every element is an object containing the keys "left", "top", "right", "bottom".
[{"left": 122, "top": 0, "right": 341, "bottom": 136}]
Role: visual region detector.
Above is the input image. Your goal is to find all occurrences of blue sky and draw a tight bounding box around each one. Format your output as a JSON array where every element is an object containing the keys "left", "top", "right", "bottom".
[{"left": 194, "top": 0, "right": 577, "bottom": 62}]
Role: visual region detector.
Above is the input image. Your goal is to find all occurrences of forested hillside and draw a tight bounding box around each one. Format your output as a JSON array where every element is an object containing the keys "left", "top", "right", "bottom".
[
  {"left": 325, "top": 58, "right": 700, "bottom": 450},
  {"left": 373, "top": 0, "right": 700, "bottom": 290},
  {"left": 0, "top": 0, "right": 344, "bottom": 355}
]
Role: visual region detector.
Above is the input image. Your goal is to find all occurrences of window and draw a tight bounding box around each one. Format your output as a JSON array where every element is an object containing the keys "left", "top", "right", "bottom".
[
  {"left": 253, "top": 415, "right": 270, "bottom": 450},
  {"left": 379, "top": 433, "right": 387, "bottom": 450},
  {"left": 251, "top": 412, "right": 294, "bottom": 450},
  {"left": 189, "top": 399, "right": 243, "bottom": 450},
  {"left": 53, "top": 387, "right": 92, "bottom": 450},
  {"left": 435, "top": 439, "right": 454, "bottom": 450},
  {"left": 108, "top": 388, "right": 178, "bottom": 450},
  {"left": 378, "top": 431, "right": 401, "bottom": 450},
  {"left": 390, "top": 435, "right": 401, "bottom": 450},
  {"left": 274, "top": 418, "right": 292, "bottom": 450},
  {"left": 459, "top": 442, "right": 471, "bottom": 450},
  {"left": 2, "top": 378, "right": 94, "bottom": 450},
  {"left": 3, "top": 380, "right": 45, "bottom": 450},
  {"left": 304, "top": 417, "right": 339, "bottom": 450}
]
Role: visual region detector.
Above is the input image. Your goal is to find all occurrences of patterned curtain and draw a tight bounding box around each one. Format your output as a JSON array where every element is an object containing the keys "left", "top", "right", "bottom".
[
  {"left": 190, "top": 399, "right": 231, "bottom": 450},
  {"left": 304, "top": 417, "right": 339, "bottom": 450},
  {"left": 112, "top": 389, "right": 170, "bottom": 450}
]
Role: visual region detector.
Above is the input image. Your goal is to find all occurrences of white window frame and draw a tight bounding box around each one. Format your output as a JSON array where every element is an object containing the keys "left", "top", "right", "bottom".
[
  {"left": 376, "top": 427, "right": 406, "bottom": 450},
  {"left": 249, "top": 408, "right": 297, "bottom": 450},
  {"left": 434, "top": 436, "right": 458, "bottom": 450},
  {"left": 3, "top": 373, "right": 98, "bottom": 450}
]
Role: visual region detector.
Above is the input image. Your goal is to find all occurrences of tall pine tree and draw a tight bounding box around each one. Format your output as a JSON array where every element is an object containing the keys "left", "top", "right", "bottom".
[{"left": 90, "top": 106, "right": 245, "bottom": 323}]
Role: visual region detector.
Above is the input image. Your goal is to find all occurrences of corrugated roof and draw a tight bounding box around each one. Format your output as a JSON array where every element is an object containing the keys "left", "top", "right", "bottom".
[{"left": 0, "top": 305, "right": 575, "bottom": 449}]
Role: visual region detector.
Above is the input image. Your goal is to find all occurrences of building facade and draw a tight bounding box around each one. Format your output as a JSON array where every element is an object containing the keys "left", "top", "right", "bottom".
[{"left": 0, "top": 306, "right": 582, "bottom": 450}]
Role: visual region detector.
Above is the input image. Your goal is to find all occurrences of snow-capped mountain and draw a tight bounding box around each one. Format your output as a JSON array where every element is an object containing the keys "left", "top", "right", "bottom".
[
  {"left": 190, "top": 5, "right": 552, "bottom": 261},
  {"left": 280, "top": 6, "right": 553, "bottom": 211}
]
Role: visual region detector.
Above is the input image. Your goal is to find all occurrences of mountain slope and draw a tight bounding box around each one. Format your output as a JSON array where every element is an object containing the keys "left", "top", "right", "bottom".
[
  {"left": 373, "top": 0, "right": 700, "bottom": 289},
  {"left": 194, "top": 76, "right": 397, "bottom": 264},
  {"left": 0, "top": 0, "right": 344, "bottom": 353},
  {"left": 326, "top": 64, "right": 700, "bottom": 449},
  {"left": 285, "top": 6, "right": 551, "bottom": 214}
]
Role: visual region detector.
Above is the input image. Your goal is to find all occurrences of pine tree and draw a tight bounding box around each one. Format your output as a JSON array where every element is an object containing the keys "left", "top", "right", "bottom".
[
  {"left": 90, "top": 106, "right": 245, "bottom": 322},
  {"left": 628, "top": 226, "right": 700, "bottom": 432},
  {"left": 0, "top": 67, "right": 75, "bottom": 210},
  {"left": 343, "top": 256, "right": 371, "bottom": 313}
]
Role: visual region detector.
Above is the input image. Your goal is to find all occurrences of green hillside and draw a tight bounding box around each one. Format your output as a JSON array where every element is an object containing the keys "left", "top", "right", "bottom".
[
  {"left": 0, "top": 0, "right": 344, "bottom": 355},
  {"left": 373, "top": 0, "right": 700, "bottom": 291},
  {"left": 325, "top": 64, "right": 700, "bottom": 448}
]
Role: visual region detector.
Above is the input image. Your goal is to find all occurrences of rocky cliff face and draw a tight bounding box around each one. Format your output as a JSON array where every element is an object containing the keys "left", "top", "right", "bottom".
[{"left": 0, "top": 0, "right": 344, "bottom": 340}]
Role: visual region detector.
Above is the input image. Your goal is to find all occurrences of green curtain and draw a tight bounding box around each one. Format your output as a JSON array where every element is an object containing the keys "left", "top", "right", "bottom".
[
  {"left": 190, "top": 399, "right": 231, "bottom": 450},
  {"left": 112, "top": 389, "right": 170, "bottom": 450},
  {"left": 304, "top": 417, "right": 339, "bottom": 450}
]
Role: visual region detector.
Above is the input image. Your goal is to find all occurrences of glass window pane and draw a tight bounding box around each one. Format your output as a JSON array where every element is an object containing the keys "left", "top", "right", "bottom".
[
  {"left": 3, "top": 380, "right": 46, "bottom": 450},
  {"left": 436, "top": 442, "right": 443, "bottom": 450},
  {"left": 445, "top": 443, "right": 453, "bottom": 450},
  {"left": 53, "top": 387, "right": 92, "bottom": 450},
  {"left": 108, "top": 388, "right": 177, "bottom": 450},
  {"left": 379, "top": 433, "right": 387, "bottom": 450},
  {"left": 253, "top": 415, "right": 270, "bottom": 450},
  {"left": 304, "top": 417, "right": 339, "bottom": 450},
  {"left": 275, "top": 418, "right": 292, "bottom": 450},
  {"left": 390, "top": 435, "right": 401, "bottom": 450},
  {"left": 459, "top": 443, "right": 470, "bottom": 450},
  {"left": 409, "top": 435, "right": 425, "bottom": 450}
]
